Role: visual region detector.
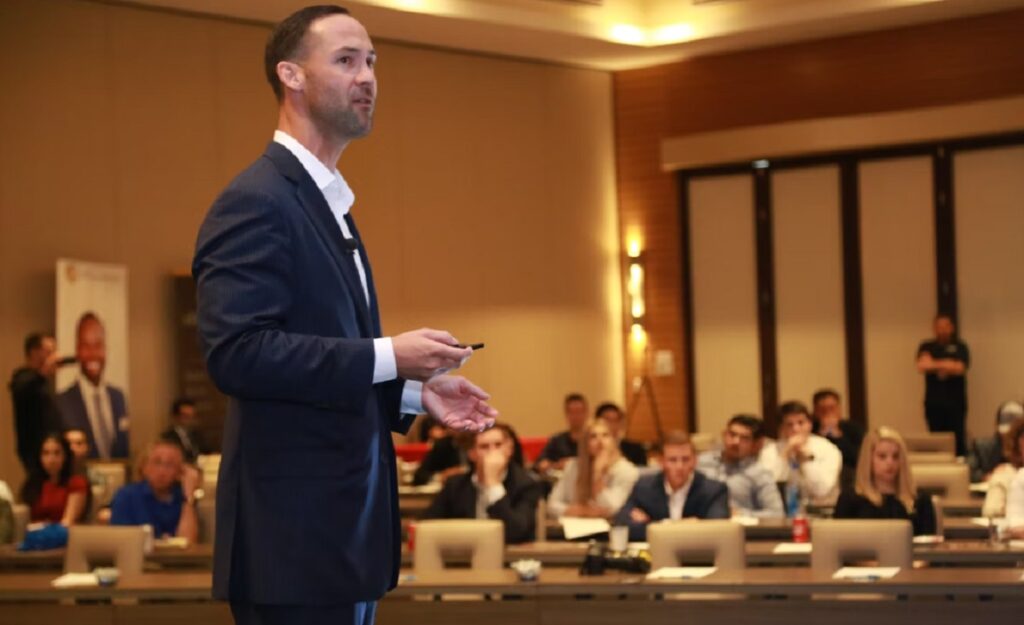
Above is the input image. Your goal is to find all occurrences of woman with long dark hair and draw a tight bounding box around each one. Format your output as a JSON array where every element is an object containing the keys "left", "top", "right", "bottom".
[{"left": 20, "top": 432, "right": 88, "bottom": 525}]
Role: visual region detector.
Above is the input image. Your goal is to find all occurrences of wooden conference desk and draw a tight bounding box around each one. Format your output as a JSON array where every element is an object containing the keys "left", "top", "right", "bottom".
[{"left": 0, "top": 568, "right": 1021, "bottom": 625}]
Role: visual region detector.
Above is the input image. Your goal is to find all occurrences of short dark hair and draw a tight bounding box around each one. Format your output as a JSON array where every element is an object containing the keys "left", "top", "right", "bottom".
[
  {"left": 172, "top": 396, "right": 196, "bottom": 417},
  {"left": 594, "top": 402, "right": 622, "bottom": 418},
  {"left": 812, "top": 388, "right": 841, "bottom": 407},
  {"left": 76, "top": 311, "right": 102, "bottom": 340},
  {"left": 23, "top": 332, "right": 52, "bottom": 357},
  {"left": 265, "top": 5, "right": 351, "bottom": 101},
  {"left": 778, "top": 400, "right": 810, "bottom": 423},
  {"left": 564, "top": 393, "right": 587, "bottom": 407},
  {"left": 727, "top": 413, "right": 765, "bottom": 439}
]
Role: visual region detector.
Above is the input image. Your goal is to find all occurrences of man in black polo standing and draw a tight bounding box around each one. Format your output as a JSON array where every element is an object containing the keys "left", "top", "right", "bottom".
[
  {"left": 9, "top": 332, "right": 61, "bottom": 471},
  {"left": 916, "top": 314, "right": 970, "bottom": 456}
]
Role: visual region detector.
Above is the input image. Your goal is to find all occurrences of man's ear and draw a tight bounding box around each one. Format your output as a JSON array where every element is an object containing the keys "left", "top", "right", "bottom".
[{"left": 277, "top": 61, "right": 305, "bottom": 94}]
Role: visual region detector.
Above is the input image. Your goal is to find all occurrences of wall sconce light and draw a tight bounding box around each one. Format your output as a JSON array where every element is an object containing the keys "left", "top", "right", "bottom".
[{"left": 626, "top": 242, "right": 645, "bottom": 340}]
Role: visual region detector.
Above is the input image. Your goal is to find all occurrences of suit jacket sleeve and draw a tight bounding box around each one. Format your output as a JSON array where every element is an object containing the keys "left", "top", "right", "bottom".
[
  {"left": 421, "top": 478, "right": 459, "bottom": 520},
  {"left": 705, "top": 483, "right": 731, "bottom": 519},
  {"left": 614, "top": 481, "right": 649, "bottom": 542},
  {"left": 193, "top": 187, "right": 374, "bottom": 413}
]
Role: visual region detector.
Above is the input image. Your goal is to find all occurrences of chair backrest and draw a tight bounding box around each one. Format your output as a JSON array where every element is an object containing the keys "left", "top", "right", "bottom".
[
  {"left": 64, "top": 525, "right": 146, "bottom": 575},
  {"left": 690, "top": 433, "right": 717, "bottom": 454},
  {"left": 911, "top": 463, "right": 969, "bottom": 499},
  {"left": 907, "top": 451, "right": 956, "bottom": 465},
  {"left": 86, "top": 462, "right": 127, "bottom": 511},
  {"left": 648, "top": 520, "right": 745, "bottom": 570},
  {"left": 810, "top": 519, "right": 911, "bottom": 572},
  {"left": 11, "top": 504, "right": 30, "bottom": 545},
  {"left": 198, "top": 498, "right": 216, "bottom": 544},
  {"left": 413, "top": 519, "right": 504, "bottom": 573},
  {"left": 902, "top": 432, "right": 955, "bottom": 455}
]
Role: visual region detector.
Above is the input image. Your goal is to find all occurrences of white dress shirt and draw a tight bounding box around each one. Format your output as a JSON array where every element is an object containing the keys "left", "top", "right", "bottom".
[
  {"left": 664, "top": 473, "right": 694, "bottom": 520},
  {"left": 547, "top": 457, "right": 641, "bottom": 518},
  {"left": 1007, "top": 467, "right": 1024, "bottom": 527},
  {"left": 78, "top": 375, "right": 115, "bottom": 459},
  {"left": 758, "top": 434, "right": 842, "bottom": 506},
  {"left": 273, "top": 131, "right": 422, "bottom": 414}
]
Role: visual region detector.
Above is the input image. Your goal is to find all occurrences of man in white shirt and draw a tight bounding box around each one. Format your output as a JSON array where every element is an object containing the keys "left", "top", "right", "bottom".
[
  {"left": 56, "top": 312, "right": 129, "bottom": 459},
  {"left": 759, "top": 401, "right": 842, "bottom": 508}
]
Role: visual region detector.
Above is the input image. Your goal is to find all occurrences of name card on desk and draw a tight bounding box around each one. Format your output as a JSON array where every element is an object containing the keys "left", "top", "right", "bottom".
[
  {"left": 647, "top": 567, "right": 717, "bottom": 580},
  {"left": 832, "top": 567, "right": 899, "bottom": 581},
  {"left": 560, "top": 517, "right": 610, "bottom": 540},
  {"left": 772, "top": 542, "right": 812, "bottom": 554},
  {"left": 51, "top": 573, "right": 99, "bottom": 588}
]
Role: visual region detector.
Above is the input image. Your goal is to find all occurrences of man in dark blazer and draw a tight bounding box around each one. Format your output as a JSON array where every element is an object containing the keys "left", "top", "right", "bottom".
[
  {"left": 56, "top": 313, "right": 130, "bottom": 459},
  {"left": 192, "top": 7, "right": 497, "bottom": 625},
  {"left": 615, "top": 431, "right": 729, "bottom": 541},
  {"left": 160, "top": 397, "right": 211, "bottom": 464},
  {"left": 421, "top": 423, "right": 542, "bottom": 544}
]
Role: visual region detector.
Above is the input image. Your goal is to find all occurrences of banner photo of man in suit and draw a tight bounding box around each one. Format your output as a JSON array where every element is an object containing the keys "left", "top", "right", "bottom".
[{"left": 55, "top": 259, "right": 130, "bottom": 460}]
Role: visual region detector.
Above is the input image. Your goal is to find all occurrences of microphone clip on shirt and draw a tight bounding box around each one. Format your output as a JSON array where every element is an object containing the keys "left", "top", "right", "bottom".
[{"left": 343, "top": 238, "right": 359, "bottom": 253}]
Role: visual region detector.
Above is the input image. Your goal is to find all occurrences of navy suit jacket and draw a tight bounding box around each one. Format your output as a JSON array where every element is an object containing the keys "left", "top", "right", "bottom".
[
  {"left": 56, "top": 382, "right": 130, "bottom": 459},
  {"left": 614, "top": 471, "right": 730, "bottom": 541},
  {"left": 193, "top": 142, "right": 414, "bottom": 605}
]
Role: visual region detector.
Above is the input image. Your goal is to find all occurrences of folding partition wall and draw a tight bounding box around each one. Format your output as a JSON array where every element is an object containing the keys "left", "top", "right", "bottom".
[{"left": 678, "top": 132, "right": 1024, "bottom": 438}]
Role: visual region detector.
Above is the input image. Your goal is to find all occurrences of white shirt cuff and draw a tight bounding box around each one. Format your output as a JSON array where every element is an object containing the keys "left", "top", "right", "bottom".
[
  {"left": 401, "top": 380, "right": 424, "bottom": 415},
  {"left": 484, "top": 484, "right": 507, "bottom": 505},
  {"left": 372, "top": 337, "right": 397, "bottom": 384}
]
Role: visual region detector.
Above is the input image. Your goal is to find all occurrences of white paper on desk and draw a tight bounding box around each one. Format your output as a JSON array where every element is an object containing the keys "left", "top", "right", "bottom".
[
  {"left": 560, "top": 517, "right": 610, "bottom": 540},
  {"left": 1009, "top": 540, "right": 1024, "bottom": 550},
  {"left": 51, "top": 573, "right": 99, "bottom": 588},
  {"left": 971, "top": 517, "right": 1009, "bottom": 527},
  {"left": 647, "top": 567, "right": 717, "bottom": 580},
  {"left": 969, "top": 482, "right": 989, "bottom": 494},
  {"left": 772, "top": 542, "right": 812, "bottom": 554},
  {"left": 832, "top": 567, "right": 899, "bottom": 580},
  {"left": 731, "top": 515, "right": 759, "bottom": 527}
]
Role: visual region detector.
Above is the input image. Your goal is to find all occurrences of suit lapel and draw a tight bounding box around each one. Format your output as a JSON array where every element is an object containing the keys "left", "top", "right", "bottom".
[
  {"left": 263, "top": 143, "right": 373, "bottom": 337},
  {"left": 651, "top": 473, "right": 671, "bottom": 520},
  {"left": 344, "top": 215, "right": 383, "bottom": 337},
  {"left": 682, "top": 473, "right": 704, "bottom": 518}
]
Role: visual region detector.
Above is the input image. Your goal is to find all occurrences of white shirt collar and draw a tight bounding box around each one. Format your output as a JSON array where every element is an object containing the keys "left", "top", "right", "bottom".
[
  {"left": 78, "top": 374, "right": 107, "bottom": 394},
  {"left": 664, "top": 473, "right": 694, "bottom": 498},
  {"left": 273, "top": 130, "right": 355, "bottom": 215}
]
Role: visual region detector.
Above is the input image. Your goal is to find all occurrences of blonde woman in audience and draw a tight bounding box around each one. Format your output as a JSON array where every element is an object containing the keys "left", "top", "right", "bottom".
[
  {"left": 548, "top": 418, "right": 639, "bottom": 518},
  {"left": 985, "top": 418, "right": 1024, "bottom": 518},
  {"left": 834, "top": 426, "right": 936, "bottom": 535}
]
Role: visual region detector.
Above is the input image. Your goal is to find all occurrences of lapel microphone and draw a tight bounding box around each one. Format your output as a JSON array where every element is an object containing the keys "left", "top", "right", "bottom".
[{"left": 342, "top": 238, "right": 359, "bottom": 253}]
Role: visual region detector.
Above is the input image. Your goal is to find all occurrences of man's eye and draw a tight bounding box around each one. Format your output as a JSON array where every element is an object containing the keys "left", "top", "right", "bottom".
[{"left": 337, "top": 56, "right": 351, "bottom": 64}]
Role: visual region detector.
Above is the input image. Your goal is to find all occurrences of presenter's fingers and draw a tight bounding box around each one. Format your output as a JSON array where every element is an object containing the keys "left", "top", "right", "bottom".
[
  {"left": 432, "top": 345, "right": 473, "bottom": 366},
  {"left": 419, "top": 328, "right": 459, "bottom": 345},
  {"left": 457, "top": 378, "right": 492, "bottom": 401}
]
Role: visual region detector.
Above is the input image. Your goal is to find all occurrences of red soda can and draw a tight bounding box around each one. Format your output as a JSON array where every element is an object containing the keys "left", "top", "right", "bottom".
[
  {"left": 791, "top": 516, "right": 809, "bottom": 543},
  {"left": 407, "top": 522, "right": 417, "bottom": 552}
]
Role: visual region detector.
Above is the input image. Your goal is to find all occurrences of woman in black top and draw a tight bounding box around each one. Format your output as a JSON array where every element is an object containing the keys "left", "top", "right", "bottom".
[{"left": 834, "top": 426, "right": 936, "bottom": 536}]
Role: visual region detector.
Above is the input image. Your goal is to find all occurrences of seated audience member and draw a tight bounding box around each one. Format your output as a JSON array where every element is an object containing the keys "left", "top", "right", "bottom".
[
  {"left": 616, "top": 431, "right": 729, "bottom": 540},
  {"left": 983, "top": 417, "right": 1024, "bottom": 518},
  {"left": 595, "top": 402, "right": 647, "bottom": 466},
  {"left": 812, "top": 389, "right": 863, "bottom": 488},
  {"left": 63, "top": 428, "right": 91, "bottom": 473},
  {"left": 698, "top": 414, "right": 783, "bottom": 518},
  {"left": 20, "top": 433, "right": 87, "bottom": 525},
  {"left": 412, "top": 426, "right": 467, "bottom": 486},
  {"left": 0, "top": 481, "right": 14, "bottom": 543},
  {"left": 969, "top": 400, "right": 1024, "bottom": 483},
  {"left": 534, "top": 393, "right": 589, "bottom": 476},
  {"left": 548, "top": 419, "right": 639, "bottom": 518},
  {"left": 834, "top": 427, "right": 937, "bottom": 535},
  {"left": 160, "top": 397, "right": 211, "bottom": 465},
  {"left": 760, "top": 401, "right": 842, "bottom": 508},
  {"left": 1007, "top": 467, "right": 1024, "bottom": 539},
  {"left": 110, "top": 440, "right": 199, "bottom": 542},
  {"left": 421, "top": 423, "right": 542, "bottom": 543}
]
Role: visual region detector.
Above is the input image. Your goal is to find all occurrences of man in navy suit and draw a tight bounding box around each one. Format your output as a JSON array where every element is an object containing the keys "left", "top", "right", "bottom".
[
  {"left": 192, "top": 6, "right": 497, "bottom": 625},
  {"left": 615, "top": 431, "right": 729, "bottom": 541},
  {"left": 56, "top": 312, "right": 130, "bottom": 459}
]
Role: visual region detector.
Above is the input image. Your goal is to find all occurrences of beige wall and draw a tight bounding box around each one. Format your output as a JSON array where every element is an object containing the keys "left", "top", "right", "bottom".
[
  {"left": 0, "top": 0, "right": 622, "bottom": 486},
  {"left": 772, "top": 165, "right": 847, "bottom": 409},
  {"left": 859, "top": 156, "right": 935, "bottom": 435},
  {"left": 689, "top": 174, "right": 760, "bottom": 434},
  {"left": 955, "top": 146, "right": 1024, "bottom": 439}
]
